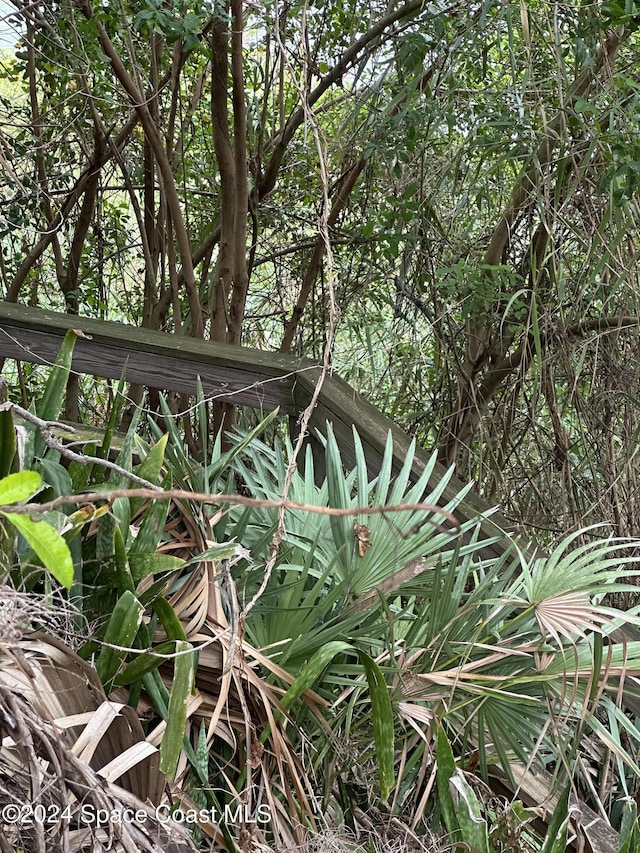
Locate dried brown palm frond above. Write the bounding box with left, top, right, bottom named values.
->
left=0, top=681, right=195, bottom=853
left=136, top=615, right=326, bottom=849
left=133, top=495, right=228, bottom=638
left=0, top=591, right=197, bottom=853
left=534, top=590, right=614, bottom=645
left=126, top=497, right=326, bottom=845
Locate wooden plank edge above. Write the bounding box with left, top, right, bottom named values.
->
left=0, top=300, right=314, bottom=375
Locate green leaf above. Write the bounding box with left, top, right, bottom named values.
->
left=98, top=368, right=128, bottom=461
left=449, top=769, right=489, bottom=853
left=280, top=641, right=352, bottom=712
left=130, top=433, right=168, bottom=515
left=0, top=470, right=42, bottom=504
left=152, top=596, right=188, bottom=642
left=38, top=457, right=73, bottom=498
left=325, top=425, right=353, bottom=557
left=619, top=799, right=640, bottom=853
left=0, top=406, right=16, bottom=478
left=160, top=640, right=195, bottom=779
left=359, top=651, right=395, bottom=800
left=114, top=526, right=135, bottom=594
left=95, top=590, right=145, bottom=689
left=35, top=330, right=77, bottom=457
left=114, top=640, right=177, bottom=686
left=128, top=553, right=184, bottom=583
left=436, top=725, right=458, bottom=836
left=128, top=476, right=171, bottom=554
left=208, top=407, right=280, bottom=482
left=541, top=785, right=571, bottom=853
left=3, top=511, right=74, bottom=588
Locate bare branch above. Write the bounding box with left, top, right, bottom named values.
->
left=0, top=485, right=461, bottom=531
left=2, top=403, right=163, bottom=491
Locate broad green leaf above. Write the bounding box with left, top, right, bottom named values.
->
left=436, top=725, right=458, bottom=836
left=95, top=590, right=145, bottom=689
left=38, top=457, right=73, bottom=499
left=114, top=641, right=177, bottom=686
left=160, top=640, right=195, bottom=779
left=130, top=433, right=168, bottom=515
left=449, top=769, right=489, bottom=853
left=179, top=541, right=242, bottom=568
left=128, top=553, right=184, bottom=583
left=0, top=471, right=42, bottom=505
left=280, top=641, right=352, bottom=711
left=359, top=651, right=395, bottom=800
left=152, top=596, right=188, bottom=642
left=3, top=511, right=74, bottom=588
left=35, top=330, right=77, bottom=457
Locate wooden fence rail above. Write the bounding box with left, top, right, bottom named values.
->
left=0, top=301, right=517, bottom=554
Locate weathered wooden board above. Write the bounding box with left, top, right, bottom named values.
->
left=0, top=302, right=306, bottom=412
left=0, top=301, right=524, bottom=559
left=490, top=761, right=620, bottom=853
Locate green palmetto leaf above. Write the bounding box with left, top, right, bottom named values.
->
left=543, top=639, right=640, bottom=678
left=520, top=534, right=640, bottom=603
left=325, top=424, right=355, bottom=565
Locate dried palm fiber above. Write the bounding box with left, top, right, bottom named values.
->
left=0, top=586, right=197, bottom=853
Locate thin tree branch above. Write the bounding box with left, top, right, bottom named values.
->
left=78, top=0, right=204, bottom=338
left=0, top=484, right=461, bottom=528
left=2, top=403, right=163, bottom=490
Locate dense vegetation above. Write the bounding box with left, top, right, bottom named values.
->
left=3, top=0, right=640, bottom=850
left=2, top=0, right=640, bottom=534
